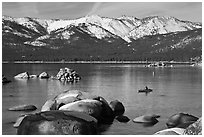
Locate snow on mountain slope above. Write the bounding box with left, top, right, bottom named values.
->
left=2, top=15, right=202, bottom=43
left=85, top=15, right=140, bottom=42
left=128, top=16, right=202, bottom=40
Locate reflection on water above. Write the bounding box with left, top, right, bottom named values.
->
left=2, top=63, right=202, bottom=135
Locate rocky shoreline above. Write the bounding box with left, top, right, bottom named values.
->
left=10, top=89, right=201, bottom=135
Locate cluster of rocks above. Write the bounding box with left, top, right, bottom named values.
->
left=14, top=72, right=49, bottom=79
left=9, top=89, right=201, bottom=135
left=13, top=90, right=127, bottom=135
left=13, top=67, right=81, bottom=83
left=154, top=113, right=202, bottom=135
left=55, top=68, right=81, bottom=82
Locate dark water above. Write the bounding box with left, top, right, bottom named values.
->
left=2, top=63, right=202, bottom=135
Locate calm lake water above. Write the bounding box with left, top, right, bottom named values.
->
left=2, top=63, right=202, bottom=135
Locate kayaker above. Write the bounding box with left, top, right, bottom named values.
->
left=145, top=86, right=148, bottom=90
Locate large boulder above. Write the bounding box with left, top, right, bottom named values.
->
left=39, top=72, right=49, bottom=79
left=59, top=99, right=103, bottom=121
left=14, top=72, right=29, bottom=79
left=8, top=104, right=37, bottom=111
left=41, top=90, right=88, bottom=111
left=183, top=117, right=202, bottom=135
left=109, top=100, right=125, bottom=116
left=41, top=90, right=115, bottom=124
left=154, top=128, right=185, bottom=135
left=133, top=114, right=159, bottom=125
left=17, top=111, right=98, bottom=135
left=166, top=113, right=198, bottom=128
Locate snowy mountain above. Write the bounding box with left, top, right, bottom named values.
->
left=3, top=15, right=201, bottom=43
left=128, top=16, right=201, bottom=40
left=2, top=15, right=202, bottom=61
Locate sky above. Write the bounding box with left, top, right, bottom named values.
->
left=2, top=2, right=202, bottom=22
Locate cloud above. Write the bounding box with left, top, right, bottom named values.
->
left=2, top=2, right=202, bottom=22
left=95, top=2, right=202, bottom=22
left=87, top=2, right=102, bottom=16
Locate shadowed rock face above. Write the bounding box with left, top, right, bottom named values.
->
left=2, top=75, right=11, bottom=84
left=17, top=111, right=98, bottom=135
left=109, top=100, right=125, bottom=116
left=166, top=113, right=198, bottom=128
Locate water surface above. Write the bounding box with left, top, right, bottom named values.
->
left=2, top=63, right=202, bottom=135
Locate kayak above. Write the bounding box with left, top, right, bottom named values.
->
left=138, top=89, right=153, bottom=93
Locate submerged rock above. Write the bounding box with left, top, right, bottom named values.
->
left=183, top=117, right=202, bottom=135
left=154, top=128, right=185, bottom=135
left=133, top=114, right=159, bottom=124
left=8, top=104, right=37, bottom=111
left=14, top=72, right=29, bottom=79
left=166, top=113, right=198, bottom=128
left=115, top=115, right=130, bottom=123
left=17, top=110, right=98, bottom=135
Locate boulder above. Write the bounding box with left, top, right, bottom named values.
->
left=39, top=72, right=49, bottom=79
left=17, top=110, right=98, bottom=135
left=2, top=75, right=11, bottom=84
left=154, top=128, right=185, bottom=135
left=91, top=96, right=115, bottom=124
left=183, top=117, right=202, bottom=135
left=59, top=99, right=103, bottom=121
left=8, top=104, right=37, bottom=111
left=41, top=90, right=88, bottom=111
left=109, top=100, right=125, bottom=116
left=116, top=115, right=130, bottom=123
left=166, top=113, right=198, bottom=128
left=133, top=114, right=159, bottom=124
left=29, top=75, right=38, bottom=79
left=14, top=72, right=29, bottom=79
left=13, top=114, right=31, bottom=128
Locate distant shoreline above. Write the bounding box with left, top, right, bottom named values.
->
left=2, top=61, right=196, bottom=65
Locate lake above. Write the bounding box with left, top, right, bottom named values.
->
left=2, top=63, right=202, bottom=135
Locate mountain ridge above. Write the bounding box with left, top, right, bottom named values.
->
left=3, top=15, right=201, bottom=42
left=2, top=15, right=202, bottom=62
